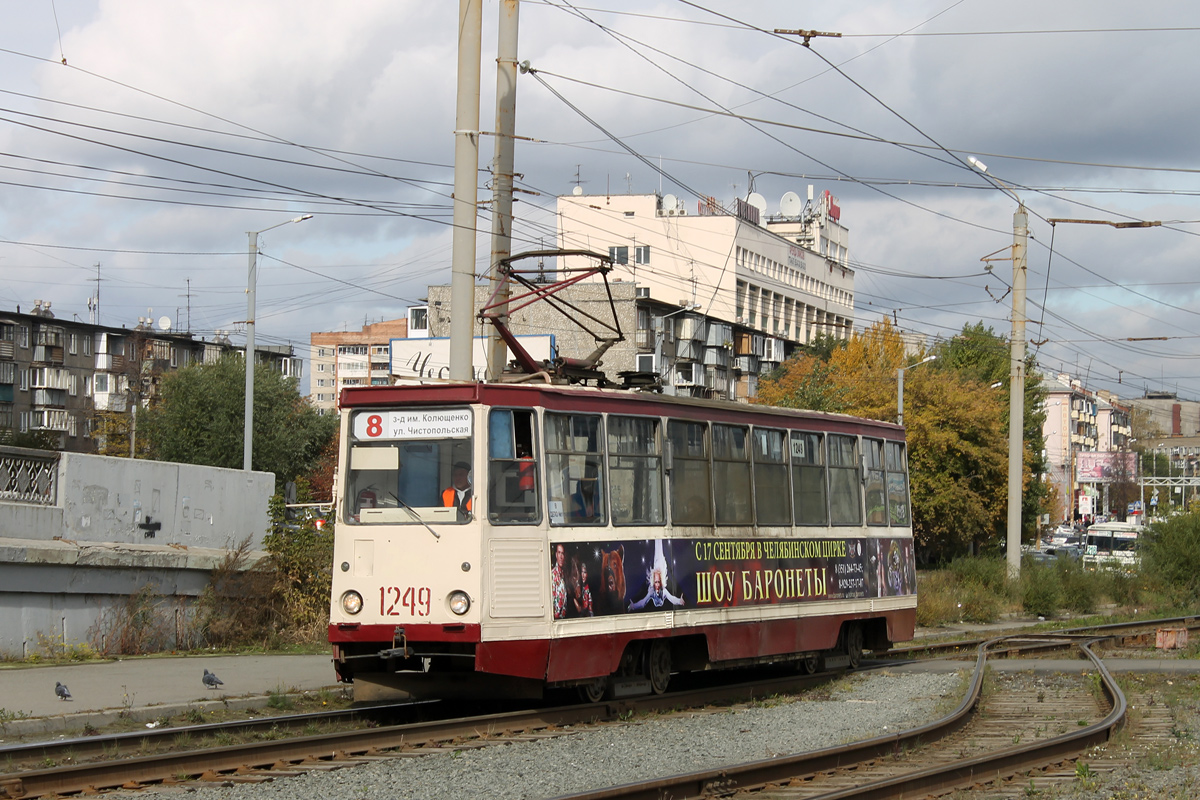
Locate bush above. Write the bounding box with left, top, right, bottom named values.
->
left=1057, top=561, right=1098, bottom=615
left=947, top=556, right=1010, bottom=594
left=957, top=581, right=1003, bottom=623
left=915, top=571, right=958, bottom=627
left=1138, top=513, right=1200, bottom=604
left=1021, top=563, right=1062, bottom=617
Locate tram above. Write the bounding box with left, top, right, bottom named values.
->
left=328, top=381, right=917, bottom=701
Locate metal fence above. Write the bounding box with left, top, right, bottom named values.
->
left=0, top=446, right=59, bottom=505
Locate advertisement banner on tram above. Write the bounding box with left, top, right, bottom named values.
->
left=549, top=536, right=915, bottom=620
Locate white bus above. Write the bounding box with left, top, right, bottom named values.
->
left=1081, top=521, right=1141, bottom=569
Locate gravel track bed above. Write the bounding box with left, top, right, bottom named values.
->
left=194, top=670, right=961, bottom=800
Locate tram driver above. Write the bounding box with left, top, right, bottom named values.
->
left=442, top=461, right=473, bottom=519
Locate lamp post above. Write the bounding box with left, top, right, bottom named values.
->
left=244, top=214, right=312, bottom=471
left=969, top=157, right=1027, bottom=579
left=897, top=355, right=936, bottom=426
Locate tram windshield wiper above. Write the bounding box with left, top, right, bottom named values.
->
left=391, top=493, right=442, bottom=540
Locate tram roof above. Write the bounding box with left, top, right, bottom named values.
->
left=340, top=382, right=904, bottom=437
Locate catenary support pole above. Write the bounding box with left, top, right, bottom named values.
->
left=1007, top=204, right=1028, bottom=579
left=486, top=0, right=519, bottom=380
left=450, top=0, right=483, bottom=381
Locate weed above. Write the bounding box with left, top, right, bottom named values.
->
left=1075, top=760, right=1098, bottom=790
left=185, top=708, right=204, bottom=725
left=267, top=687, right=295, bottom=711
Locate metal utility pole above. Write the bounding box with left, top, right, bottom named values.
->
left=486, top=0, right=519, bottom=380
left=450, top=0, right=483, bottom=381
left=1006, top=204, right=1028, bottom=579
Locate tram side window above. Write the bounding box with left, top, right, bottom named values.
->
left=713, top=424, right=752, bottom=524
left=487, top=409, right=539, bottom=524
left=608, top=415, right=664, bottom=525
left=886, top=441, right=911, bottom=525
left=753, top=428, right=791, bottom=525
left=864, top=438, right=887, bottom=526
left=791, top=431, right=828, bottom=526
left=668, top=419, right=712, bottom=525
left=828, top=434, right=863, bottom=526
left=546, top=412, right=606, bottom=525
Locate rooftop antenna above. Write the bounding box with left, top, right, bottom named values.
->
left=625, top=172, right=633, bottom=193
left=570, top=164, right=587, bottom=193
left=90, top=262, right=101, bottom=326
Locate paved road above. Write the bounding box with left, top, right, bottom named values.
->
left=0, top=653, right=337, bottom=722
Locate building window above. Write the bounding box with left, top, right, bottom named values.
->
left=19, top=369, right=29, bottom=391
left=317, top=348, right=327, bottom=357
left=94, top=373, right=109, bottom=393
left=317, top=363, right=326, bottom=372
left=84, top=335, right=92, bottom=356
left=19, top=326, right=29, bottom=348
left=635, top=245, right=650, bottom=265
left=69, top=333, right=78, bottom=354
left=608, top=246, right=628, bottom=265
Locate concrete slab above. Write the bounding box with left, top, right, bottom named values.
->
left=0, top=653, right=340, bottom=737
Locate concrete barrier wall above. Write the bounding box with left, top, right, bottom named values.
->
left=0, top=450, right=276, bottom=659
left=0, top=451, right=273, bottom=549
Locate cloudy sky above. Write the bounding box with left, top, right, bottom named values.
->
left=3, top=1, right=1198, bottom=401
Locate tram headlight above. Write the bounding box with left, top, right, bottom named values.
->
left=340, top=590, right=364, bottom=616
left=448, top=590, right=471, bottom=616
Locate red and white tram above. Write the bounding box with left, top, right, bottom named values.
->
left=328, top=381, right=916, bottom=701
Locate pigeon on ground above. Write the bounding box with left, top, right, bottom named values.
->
left=202, top=668, right=224, bottom=689
left=55, top=681, right=71, bottom=700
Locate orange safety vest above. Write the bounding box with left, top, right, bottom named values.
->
left=442, top=486, right=472, bottom=512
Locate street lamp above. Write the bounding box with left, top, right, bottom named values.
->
left=897, top=355, right=935, bottom=426
left=970, top=156, right=1027, bottom=579
left=244, top=214, right=313, bottom=471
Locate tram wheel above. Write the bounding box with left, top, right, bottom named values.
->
left=844, top=624, right=864, bottom=670
left=645, top=640, right=671, bottom=694
left=801, top=652, right=821, bottom=674
left=578, top=676, right=608, bottom=703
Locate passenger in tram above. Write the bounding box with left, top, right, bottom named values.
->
left=570, top=462, right=602, bottom=522
left=441, top=461, right=473, bottom=519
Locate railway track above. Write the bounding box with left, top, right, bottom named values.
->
left=1, top=616, right=1192, bottom=799
left=555, top=635, right=1125, bottom=800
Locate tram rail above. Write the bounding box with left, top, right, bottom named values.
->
left=1, top=616, right=1192, bottom=798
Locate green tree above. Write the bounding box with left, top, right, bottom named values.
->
left=141, top=355, right=335, bottom=488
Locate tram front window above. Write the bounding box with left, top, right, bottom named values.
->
left=344, top=408, right=473, bottom=524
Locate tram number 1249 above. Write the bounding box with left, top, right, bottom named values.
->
left=380, top=586, right=432, bottom=617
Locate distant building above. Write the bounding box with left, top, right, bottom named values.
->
left=553, top=189, right=855, bottom=400
left=0, top=302, right=300, bottom=454
left=309, top=317, right=409, bottom=415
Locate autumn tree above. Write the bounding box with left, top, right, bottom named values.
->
left=757, top=317, right=1047, bottom=561
left=140, top=355, right=335, bottom=489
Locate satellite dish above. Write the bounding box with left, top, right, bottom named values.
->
left=157, top=315, right=172, bottom=331
left=663, top=193, right=678, bottom=212
left=747, top=192, right=767, bottom=221
left=572, top=185, right=583, bottom=196
left=780, top=191, right=803, bottom=217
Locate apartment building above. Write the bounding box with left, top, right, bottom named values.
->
left=309, top=317, right=409, bottom=415
left=0, top=303, right=300, bottom=453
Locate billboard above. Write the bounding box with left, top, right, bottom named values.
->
left=548, top=536, right=915, bottom=620
left=1076, top=451, right=1137, bottom=483
left=390, top=335, right=554, bottom=383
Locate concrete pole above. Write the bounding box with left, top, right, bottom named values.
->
left=486, top=0, right=519, bottom=380
left=897, top=367, right=906, bottom=427
left=450, top=0, right=483, bottom=381
left=243, top=230, right=257, bottom=471
left=1006, top=204, right=1028, bottom=579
